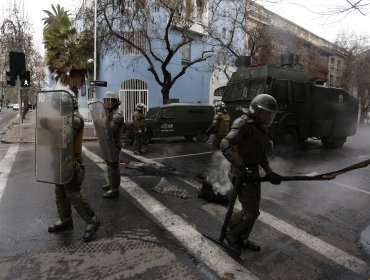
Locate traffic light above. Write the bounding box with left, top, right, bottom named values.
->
left=6, top=71, right=15, bottom=86
left=21, top=71, right=31, bottom=87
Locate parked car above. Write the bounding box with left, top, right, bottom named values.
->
left=7, top=103, right=13, bottom=109
left=13, top=104, right=20, bottom=111
left=123, top=103, right=214, bottom=144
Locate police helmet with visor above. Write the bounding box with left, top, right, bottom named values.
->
left=214, top=101, right=227, bottom=113
left=135, top=103, right=147, bottom=112
left=103, top=91, right=120, bottom=110
left=243, top=94, right=278, bottom=127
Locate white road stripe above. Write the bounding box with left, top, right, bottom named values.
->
left=175, top=175, right=369, bottom=274
left=258, top=210, right=368, bottom=274
left=82, top=146, right=259, bottom=280
left=329, top=181, right=370, bottom=195
left=150, top=151, right=213, bottom=161
left=87, top=146, right=369, bottom=274
left=0, top=144, right=20, bottom=203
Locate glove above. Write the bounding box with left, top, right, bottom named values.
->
left=239, top=166, right=255, bottom=181
left=266, top=171, right=282, bottom=185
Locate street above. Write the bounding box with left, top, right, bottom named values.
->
left=0, top=119, right=369, bottom=279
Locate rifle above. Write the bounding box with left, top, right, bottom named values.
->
left=218, top=158, right=370, bottom=242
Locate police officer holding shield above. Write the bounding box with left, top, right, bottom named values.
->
left=220, top=94, right=282, bottom=252
left=206, top=101, right=230, bottom=150
left=101, top=91, right=124, bottom=198
left=36, top=91, right=99, bottom=243
left=132, top=103, right=147, bottom=154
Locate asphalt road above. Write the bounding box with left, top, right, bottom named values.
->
left=0, top=124, right=369, bottom=279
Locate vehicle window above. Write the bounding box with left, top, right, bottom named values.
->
left=146, top=107, right=160, bottom=118
left=292, top=82, right=306, bottom=103
left=160, top=108, right=174, bottom=118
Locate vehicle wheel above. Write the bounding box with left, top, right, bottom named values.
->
left=196, top=129, right=209, bottom=142
left=321, top=137, right=346, bottom=149
left=142, top=130, right=152, bottom=145
left=273, top=127, right=298, bottom=155
left=184, top=135, right=194, bottom=141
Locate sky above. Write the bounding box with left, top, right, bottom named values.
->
left=2, top=0, right=370, bottom=54
left=261, top=0, right=370, bottom=43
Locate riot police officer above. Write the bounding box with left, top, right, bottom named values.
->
left=220, top=94, right=282, bottom=252
left=48, top=97, right=99, bottom=242
left=206, top=101, right=230, bottom=150
left=132, top=103, right=147, bottom=154
left=101, top=91, right=124, bottom=198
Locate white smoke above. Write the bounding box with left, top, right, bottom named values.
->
left=204, top=151, right=233, bottom=195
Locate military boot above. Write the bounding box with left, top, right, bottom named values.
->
left=48, top=219, right=73, bottom=233
left=83, top=216, right=99, bottom=243
left=225, top=234, right=242, bottom=255
left=103, top=189, right=119, bottom=198
left=243, top=239, right=261, bottom=251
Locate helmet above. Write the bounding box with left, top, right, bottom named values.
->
left=103, top=91, right=120, bottom=109
left=244, top=94, right=278, bottom=126
left=135, top=103, right=147, bottom=112
left=214, top=101, right=227, bottom=113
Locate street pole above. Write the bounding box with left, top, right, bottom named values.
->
left=17, top=75, right=23, bottom=141
left=93, top=0, right=97, bottom=101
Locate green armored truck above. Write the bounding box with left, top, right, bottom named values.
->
left=222, top=54, right=359, bottom=154
left=123, top=103, right=214, bottom=144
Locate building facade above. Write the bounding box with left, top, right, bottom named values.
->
left=73, top=0, right=245, bottom=121
left=246, top=2, right=348, bottom=87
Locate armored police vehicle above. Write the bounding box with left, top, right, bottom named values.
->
left=222, top=54, right=359, bottom=154
left=124, top=103, right=214, bottom=144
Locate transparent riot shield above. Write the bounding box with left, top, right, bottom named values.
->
left=88, top=101, right=118, bottom=162
left=35, top=90, right=74, bottom=184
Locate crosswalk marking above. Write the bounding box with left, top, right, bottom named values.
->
left=258, top=210, right=369, bottom=274
left=0, top=144, right=20, bottom=203
left=85, top=146, right=369, bottom=275
left=82, top=146, right=259, bottom=280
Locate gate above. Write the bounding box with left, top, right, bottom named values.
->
left=119, top=79, right=149, bottom=122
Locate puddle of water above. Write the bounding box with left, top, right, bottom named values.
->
left=360, top=225, right=370, bottom=258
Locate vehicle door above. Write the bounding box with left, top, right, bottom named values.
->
left=157, top=107, right=175, bottom=137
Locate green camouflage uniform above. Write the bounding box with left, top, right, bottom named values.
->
left=132, top=110, right=146, bottom=152
left=106, top=108, right=124, bottom=192
left=220, top=114, right=272, bottom=246
left=54, top=111, right=96, bottom=225
left=207, top=111, right=231, bottom=150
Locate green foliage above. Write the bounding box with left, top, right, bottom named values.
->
left=43, top=4, right=93, bottom=94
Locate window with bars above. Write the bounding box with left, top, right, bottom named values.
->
left=120, top=79, right=149, bottom=122
left=123, top=31, right=147, bottom=56
left=214, top=86, right=225, bottom=97
left=182, top=42, right=191, bottom=65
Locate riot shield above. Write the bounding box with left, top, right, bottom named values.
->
left=88, top=101, right=119, bottom=162
left=35, top=90, right=74, bottom=184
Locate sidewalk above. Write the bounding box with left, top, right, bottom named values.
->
left=1, top=110, right=98, bottom=144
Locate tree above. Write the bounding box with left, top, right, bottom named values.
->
left=97, top=0, right=214, bottom=104
left=0, top=1, right=45, bottom=107
left=42, top=4, right=94, bottom=96
left=335, top=32, right=370, bottom=123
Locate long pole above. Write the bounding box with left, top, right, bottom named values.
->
left=17, top=75, right=23, bottom=141
left=93, top=0, right=97, bottom=101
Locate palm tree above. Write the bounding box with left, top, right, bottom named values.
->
left=42, top=4, right=93, bottom=95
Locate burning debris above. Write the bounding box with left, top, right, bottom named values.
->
left=152, top=177, right=193, bottom=199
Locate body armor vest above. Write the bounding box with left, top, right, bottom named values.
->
left=218, top=113, right=231, bottom=136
